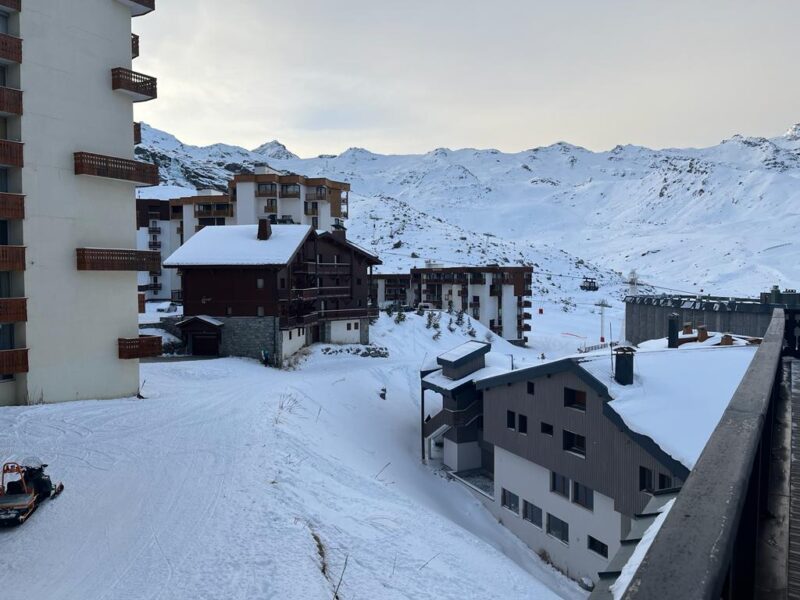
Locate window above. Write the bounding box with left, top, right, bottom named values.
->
left=347, top=323, right=352, bottom=331
left=658, top=473, right=672, bottom=490
left=564, top=388, right=587, bottom=411
left=280, top=278, right=286, bottom=289
left=563, top=430, right=586, bottom=457
left=518, top=414, right=528, bottom=434
left=541, top=422, right=554, bottom=436
left=588, top=536, right=608, bottom=558
left=506, top=410, right=516, bottom=430
left=501, top=489, right=520, bottom=514
left=546, top=513, right=569, bottom=544
left=289, top=330, right=292, bottom=340
left=572, top=482, right=594, bottom=510
left=639, top=466, right=654, bottom=492
left=527, top=381, right=535, bottom=395
left=522, top=500, right=542, bottom=528
left=257, top=278, right=264, bottom=289
left=550, top=472, right=569, bottom=498
left=354, top=322, right=359, bottom=330
left=257, top=306, right=265, bottom=317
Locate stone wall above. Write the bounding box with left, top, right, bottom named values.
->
left=218, top=316, right=282, bottom=365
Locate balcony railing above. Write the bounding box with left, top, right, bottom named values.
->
left=148, top=226, right=161, bottom=234
left=0, top=348, right=27, bottom=374
left=263, top=201, right=278, bottom=213
left=115, top=0, right=155, bottom=17
left=0, top=1, right=21, bottom=12
left=0, top=193, right=23, bottom=220
left=0, top=86, right=22, bottom=116
left=131, top=33, right=139, bottom=58
left=281, top=188, right=301, bottom=199
left=299, top=262, right=351, bottom=275
left=317, top=286, right=351, bottom=298
left=133, top=121, right=142, bottom=145
left=304, top=204, right=318, bottom=216
left=74, top=152, right=159, bottom=185
left=0, top=245, right=25, bottom=271
left=194, top=206, right=233, bottom=218
left=0, top=297, right=26, bottom=323
left=76, top=248, right=160, bottom=272
left=118, top=335, right=162, bottom=360
left=111, top=67, right=157, bottom=102
left=0, top=33, right=22, bottom=64
left=0, top=139, right=23, bottom=168
left=306, top=190, right=327, bottom=201
left=138, top=292, right=146, bottom=313
left=148, top=241, right=161, bottom=250
left=317, top=307, right=379, bottom=320
left=256, top=187, right=278, bottom=198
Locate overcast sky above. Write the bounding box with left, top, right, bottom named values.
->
left=133, top=0, right=800, bottom=157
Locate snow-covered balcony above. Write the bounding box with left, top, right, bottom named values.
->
left=111, top=67, right=157, bottom=102
left=74, top=152, right=159, bottom=185
left=115, top=0, right=155, bottom=17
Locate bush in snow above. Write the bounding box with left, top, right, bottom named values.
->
left=455, top=309, right=465, bottom=326
left=426, top=311, right=434, bottom=329
left=448, top=318, right=456, bottom=333
left=394, top=310, right=406, bottom=324
left=447, top=300, right=454, bottom=314
left=392, top=240, right=403, bottom=249
left=432, top=313, right=440, bottom=330
left=415, top=304, right=425, bottom=316
left=433, top=330, right=442, bottom=341
left=385, top=305, right=394, bottom=317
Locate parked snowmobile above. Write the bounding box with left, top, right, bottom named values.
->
left=0, top=459, right=63, bottom=525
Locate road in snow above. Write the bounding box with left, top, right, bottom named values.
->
left=0, top=315, right=584, bottom=600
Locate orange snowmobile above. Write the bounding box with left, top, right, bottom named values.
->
left=0, top=459, right=63, bottom=525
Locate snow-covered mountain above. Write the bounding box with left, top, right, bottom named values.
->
left=136, top=123, right=800, bottom=297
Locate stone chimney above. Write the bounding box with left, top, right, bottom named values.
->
left=697, top=325, right=708, bottom=342
left=682, top=322, right=693, bottom=335
left=329, top=228, right=347, bottom=243
left=257, top=219, right=272, bottom=240
left=614, top=346, right=636, bottom=386
left=720, top=333, right=734, bottom=346
left=668, top=313, right=680, bottom=349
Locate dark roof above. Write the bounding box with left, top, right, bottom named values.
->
left=437, top=341, right=491, bottom=369
left=476, top=357, right=610, bottom=398
left=317, top=231, right=382, bottom=265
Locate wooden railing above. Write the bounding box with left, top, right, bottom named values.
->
left=131, top=33, right=139, bottom=58
left=0, top=193, right=24, bottom=220
left=76, top=248, right=160, bottom=271
left=133, top=121, right=142, bottom=144
left=0, top=348, right=27, bottom=374
left=0, top=33, right=22, bottom=64
left=281, top=188, right=301, bottom=198
left=111, top=67, right=157, bottom=101
left=0, top=1, right=21, bottom=11
left=0, top=246, right=25, bottom=271
left=0, top=139, right=23, bottom=168
left=0, top=86, right=22, bottom=115
left=256, top=187, right=278, bottom=198
left=0, top=297, right=26, bottom=323
left=138, top=292, right=146, bottom=314
left=194, top=206, right=233, bottom=218
left=74, top=152, right=159, bottom=185
left=317, top=286, right=351, bottom=298
left=148, top=241, right=161, bottom=249
left=263, top=201, right=278, bottom=213
left=148, top=226, right=161, bottom=234
left=118, top=335, right=162, bottom=359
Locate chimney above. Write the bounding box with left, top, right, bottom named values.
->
left=614, top=347, right=636, bottom=386
left=257, top=219, right=272, bottom=240
left=329, top=228, right=346, bottom=243
left=697, top=325, right=709, bottom=342
left=682, top=322, right=693, bottom=335
left=668, top=313, right=680, bottom=349
left=720, top=333, right=734, bottom=346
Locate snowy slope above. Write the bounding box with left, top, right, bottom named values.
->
left=0, top=315, right=583, bottom=600
left=137, top=122, right=800, bottom=296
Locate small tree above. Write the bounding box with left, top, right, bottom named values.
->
left=467, top=326, right=477, bottom=338
left=433, top=330, right=442, bottom=341
left=455, top=309, right=465, bottom=327
left=432, top=312, right=441, bottom=330
left=394, top=310, right=406, bottom=324
left=426, top=311, right=434, bottom=329
left=448, top=317, right=456, bottom=333
left=385, top=305, right=394, bottom=318
left=416, top=304, right=425, bottom=317
left=447, top=300, right=454, bottom=314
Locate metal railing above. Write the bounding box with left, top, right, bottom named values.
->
left=111, top=67, right=157, bottom=101
left=622, top=309, right=791, bottom=599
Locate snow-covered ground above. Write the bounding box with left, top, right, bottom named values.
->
left=0, top=314, right=584, bottom=600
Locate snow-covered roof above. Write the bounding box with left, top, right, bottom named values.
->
left=437, top=341, right=490, bottom=365
left=423, top=366, right=507, bottom=392
left=164, top=224, right=311, bottom=267
left=579, top=345, right=757, bottom=469
left=176, top=315, right=224, bottom=328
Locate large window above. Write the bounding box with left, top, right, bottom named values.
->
left=506, top=410, right=516, bottom=430
left=501, top=488, right=520, bottom=514
left=564, top=388, right=587, bottom=411
left=523, top=500, right=542, bottom=528
left=572, top=482, right=594, bottom=511
left=546, top=513, right=569, bottom=544
left=563, top=430, right=586, bottom=457
left=639, top=466, right=654, bottom=492
left=658, top=473, right=673, bottom=490
left=588, top=536, right=608, bottom=558
left=551, top=471, right=569, bottom=498
left=518, top=414, right=528, bottom=434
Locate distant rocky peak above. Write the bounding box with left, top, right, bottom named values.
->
left=251, top=140, right=298, bottom=160
left=785, top=123, right=800, bottom=141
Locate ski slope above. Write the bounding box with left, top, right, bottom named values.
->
left=0, top=315, right=584, bottom=600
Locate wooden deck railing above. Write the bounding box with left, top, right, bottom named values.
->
left=118, top=335, right=162, bottom=359
left=0, top=33, right=21, bottom=64
left=76, top=248, right=161, bottom=272
left=0, top=193, right=24, bottom=220
left=0, top=297, right=26, bottom=323
left=0, top=348, right=27, bottom=374
left=111, top=67, right=157, bottom=101
left=0, top=86, right=22, bottom=115
left=74, top=152, right=159, bottom=185
left=0, top=139, right=23, bottom=168
left=0, top=245, right=25, bottom=271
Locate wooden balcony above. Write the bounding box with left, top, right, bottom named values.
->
left=317, top=286, right=351, bottom=298
left=0, top=86, right=22, bottom=116
left=115, top=0, right=155, bottom=17
left=76, top=248, right=160, bottom=272
left=0, top=297, right=26, bottom=323
left=263, top=201, right=278, bottom=213
left=281, top=188, right=301, bottom=199
left=148, top=226, right=161, bottom=234
left=0, top=245, right=25, bottom=271
left=306, top=190, right=327, bottom=201
left=300, top=262, right=351, bottom=275
left=0, top=139, right=23, bottom=168
left=131, top=33, right=139, bottom=59
left=194, top=206, right=233, bottom=218
left=0, top=33, right=21, bottom=64
left=0, top=348, right=27, bottom=374
left=148, top=241, right=161, bottom=250
left=118, top=335, right=162, bottom=359
left=133, top=121, right=142, bottom=144
left=111, top=67, right=157, bottom=102
left=74, top=152, right=159, bottom=185
left=255, top=186, right=278, bottom=198
left=138, top=292, right=145, bottom=314
left=0, top=1, right=21, bottom=12
left=0, top=193, right=23, bottom=220
left=304, top=204, right=318, bottom=216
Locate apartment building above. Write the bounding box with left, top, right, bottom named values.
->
left=164, top=220, right=380, bottom=364
left=0, top=0, right=162, bottom=405
left=229, top=164, right=349, bottom=232
left=171, top=189, right=234, bottom=243
left=421, top=339, right=757, bottom=583
left=135, top=198, right=180, bottom=301
left=374, top=263, right=532, bottom=342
